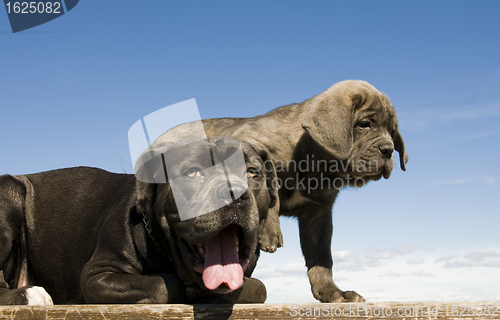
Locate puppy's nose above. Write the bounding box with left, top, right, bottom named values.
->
left=217, top=184, right=249, bottom=202
left=217, top=185, right=232, bottom=200
left=379, top=144, right=394, bottom=159
left=231, top=184, right=250, bottom=200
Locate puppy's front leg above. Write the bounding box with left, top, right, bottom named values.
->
left=297, top=204, right=364, bottom=303
left=258, top=204, right=283, bottom=253
left=1, top=273, right=53, bottom=305
left=81, top=270, right=187, bottom=304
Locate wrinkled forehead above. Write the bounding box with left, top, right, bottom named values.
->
left=356, top=92, right=398, bottom=130
left=162, top=140, right=210, bottom=164
left=242, top=147, right=262, bottom=167
left=135, top=137, right=248, bottom=183
left=160, top=137, right=243, bottom=164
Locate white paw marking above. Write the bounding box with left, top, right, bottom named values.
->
left=25, top=286, right=54, bottom=305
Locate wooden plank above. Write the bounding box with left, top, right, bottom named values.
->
left=0, top=302, right=499, bottom=320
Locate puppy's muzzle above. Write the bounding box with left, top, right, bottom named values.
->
left=378, top=143, right=394, bottom=159
left=216, top=183, right=250, bottom=206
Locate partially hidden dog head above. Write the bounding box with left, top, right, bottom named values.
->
left=134, top=137, right=277, bottom=300
left=301, top=80, right=408, bottom=186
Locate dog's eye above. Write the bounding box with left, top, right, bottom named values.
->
left=184, top=168, right=201, bottom=178
left=246, top=168, right=260, bottom=178
left=357, top=120, right=371, bottom=129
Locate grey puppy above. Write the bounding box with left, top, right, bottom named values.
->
left=0, top=138, right=277, bottom=305
left=154, top=80, right=408, bottom=302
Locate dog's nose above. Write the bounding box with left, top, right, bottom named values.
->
left=231, top=184, right=250, bottom=201
left=217, top=185, right=232, bottom=200
left=379, top=143, right=394, bottom=159
left=217, top=184, right=250, bottom=202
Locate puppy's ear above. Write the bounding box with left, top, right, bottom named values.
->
left=136, top=181, right=156, bottom=214
left=258, top=150, right=283, bottom=251
left=259, top=150, right=279, bottom=209
left=393, top=129, right=408, bottom=171
left=301, top=82, right=366, bottom=160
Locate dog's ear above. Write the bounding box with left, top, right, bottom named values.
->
left=259, top=149, right=279, bottom=209
left=301, top=82, right=368, bottom=160
left=136, top=180, right=156, bottom=214
left=393, top=128, right=408, bottom=171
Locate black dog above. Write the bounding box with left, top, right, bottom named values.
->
left=0, top=138, right=277, bottom=305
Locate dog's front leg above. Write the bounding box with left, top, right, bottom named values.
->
left=81, top=270, right=187, bottom=304
left=258, top=203, right=283, bottom=253
left=297, top=204, right=365, bottom=303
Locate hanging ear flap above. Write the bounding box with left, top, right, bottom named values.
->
left=258, top=149, right=283, bottom=251
left=301, top=83, right=366, bottom=160
left=393, top=129, right=408, bottom=171
left=259, top=149, right=279, bottom=209
left=136, top=181, right=156, bottom=214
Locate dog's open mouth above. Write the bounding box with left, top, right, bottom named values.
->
left=182, top=224, right=251, bottom=291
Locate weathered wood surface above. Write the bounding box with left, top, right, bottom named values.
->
left=0, top=302, right=499, bottom=320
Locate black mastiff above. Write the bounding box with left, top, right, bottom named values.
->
left=0, top=137, right=277, bottom=305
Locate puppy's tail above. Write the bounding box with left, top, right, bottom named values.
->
left=16, top=222, right=29, bottom=288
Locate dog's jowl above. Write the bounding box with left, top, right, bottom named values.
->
left=0, top=138, right=277, bottom=305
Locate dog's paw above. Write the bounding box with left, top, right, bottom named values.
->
left=24, top=286, right=53, bottom=305
left=313, top=287, right=365, bottom=303
left=259, top=230, right=283, bottom=253
left=309, top=271, right=365, bottom=303
left=313, top=285, right=365, bottom=303
left=342, top=290, right=365, bottom=303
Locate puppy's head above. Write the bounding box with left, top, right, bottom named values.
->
left=301, top=80, right=408, bottom=186
left=135, top=137, right=277, bottom=295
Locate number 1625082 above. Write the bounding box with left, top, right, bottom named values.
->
left=5, top=2, right=62, bottom=14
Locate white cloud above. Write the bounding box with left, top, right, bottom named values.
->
left=380, top=271, right=406, bottom=277
left=365, top=243, right=420, bottom=266
left=444, top=259, right=500, bottom=268
left=394, top=243, right=420, bottom=254
left=464, top=250, right=500, bottom=262
left=430, top=175, right=496, bottom=186
left=407, top=257, right=424, bottom=265
left=255, top=244, right=500, bottom=303
left=468, top=129, right=500, bottom=139
left=278, top=263, right=308, bottom=274
left=435, top=254, right=459, bottom=263
left=402, top=100, right=500, bottom=131
left=411, top=270, right=435, bottom=277
left=333, top=249, right=366, bottom=271
left=366, top=250, right=393, bottom=260
left=438, top=250, right=500, bottom=268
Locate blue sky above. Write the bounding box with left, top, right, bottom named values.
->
left=1, top=1, right=499, bottom=303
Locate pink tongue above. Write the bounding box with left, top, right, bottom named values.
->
left=202, top=225, right=244, bottom=291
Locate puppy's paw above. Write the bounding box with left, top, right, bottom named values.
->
left=342, top=290, right=365, bottom=303
left=313, top=285, right=365, bottom=303
left=259, top=230, right=283, bottom=253
left=308, top=267, right=365, bottom=303
left=259, top=216, right=284, bottom=253
left=24, top=286, right=53, bottom=305
left=311, top=280, right=343, bottom=303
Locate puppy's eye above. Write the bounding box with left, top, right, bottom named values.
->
left=357, top=120, right=371, bottom=129
left=246, top=168, right=260, bottom=178
left=184, top=168, right=201, bottom=178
